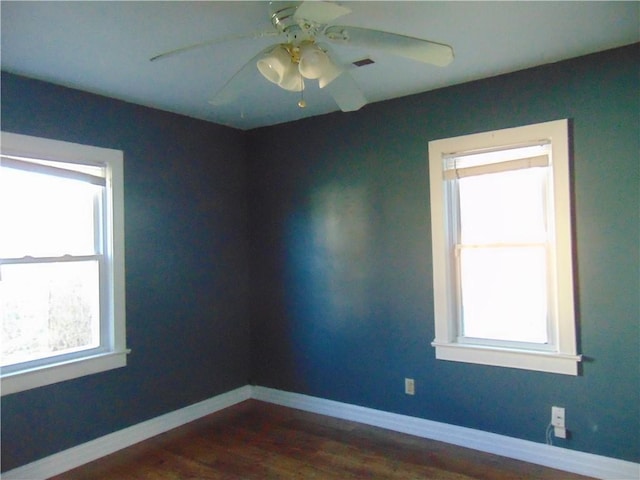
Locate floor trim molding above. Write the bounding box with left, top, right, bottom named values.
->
left=252, top=386, right=639, bottom=480
left=4, top=384, right=638, bottom=480
left=2, top=385, right=252, bottom=480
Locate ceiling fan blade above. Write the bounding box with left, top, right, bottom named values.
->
left=324, top=71, right=367, bottom=112
left=150, top=30, right=280, bottom=62
left=293, top=1, right=351, bottom=24
left=323, top=26, right=454, bottom=67
left=209, top=45, right=278, bottom=106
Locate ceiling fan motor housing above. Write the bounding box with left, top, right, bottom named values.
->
left=269, top=1, right=319, bottom=44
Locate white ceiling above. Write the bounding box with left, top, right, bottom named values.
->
left=2, top=1, right=638, bottom=130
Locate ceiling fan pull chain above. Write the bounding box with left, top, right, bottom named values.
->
left=298, top=77, right=307, bottom=108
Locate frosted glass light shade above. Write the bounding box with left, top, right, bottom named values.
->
left=318, top=61, right=342, bottom=88
left=279, top=66, right=304, bottom=91
left=257, top=46, right=292, bottom=85
left=257, top=46, right=303, bottom=92
left=298, top=43, right=331, bottom=79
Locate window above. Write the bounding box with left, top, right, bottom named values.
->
left=1, top=132, right=127, bottom=395
left=428, top=120, right=581, bottom=375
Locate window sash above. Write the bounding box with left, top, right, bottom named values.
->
left=0, top=255, right=109, bottom=371
left=454, top=243, right=553, bottom=347
left=446, top=154, right=554, bottom=348
left=0, top=162, right=108, bottom=368
left=1, top=160, right=106, bottom=260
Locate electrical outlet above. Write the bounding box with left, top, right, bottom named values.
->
left=551, top=406, right=565, bottom=428
left=551, top=406, right=566, bottom=438
left=405, top=378, right=415, bottom=395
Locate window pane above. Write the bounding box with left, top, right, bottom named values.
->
left=460, top=247, right=548, bottom=343
left=458, top=168, right=547, bottom=244
left=0, top=167, right=99, bottom=258
left=1, top=261, right=100, bottom=366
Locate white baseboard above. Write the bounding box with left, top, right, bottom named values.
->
left=4, top=384, right=638, bottom=480
left=252, top=386, right=640, bottom=480
left=2, top=385, right=252, bottom=480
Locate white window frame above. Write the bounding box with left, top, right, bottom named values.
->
left=428, top=119, right=581, bottom=375
left=1, top=132, right=128, bottom=395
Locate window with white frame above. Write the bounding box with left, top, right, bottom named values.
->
left=428, top=119, right=581, bottom=375
left=0, top=132, right=127, bottom=395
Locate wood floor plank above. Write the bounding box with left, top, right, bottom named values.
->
left=49, top=400, right=595, bottom=480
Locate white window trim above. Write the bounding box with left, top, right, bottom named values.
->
left=1, top=132, right=128, bottom=395
left=428, top=119, right=581, bottom=375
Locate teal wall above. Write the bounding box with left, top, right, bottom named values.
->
left=1, top=43, right=638, bottom=471
left=1, top=73, right=251, bottom=471
left=247, top=43, right=639, bottom=462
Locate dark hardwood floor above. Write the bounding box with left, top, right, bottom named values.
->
left=50, top=400, right=594, bottom=480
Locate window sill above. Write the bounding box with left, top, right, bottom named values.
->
left=431, top=341, right=582, bottom=375
left=1, top=349, right=130, bottom=396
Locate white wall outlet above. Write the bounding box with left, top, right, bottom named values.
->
left=551, top=406, right=566, bottom=438
left=551, top=406, right=565, bottom=428
left=405, top=378, right=415, bottom=395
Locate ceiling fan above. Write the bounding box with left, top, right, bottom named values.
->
left=150, top=1, right=454, bottom=112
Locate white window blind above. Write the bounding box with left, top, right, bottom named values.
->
left=443, top=143, right=551, bottom=180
